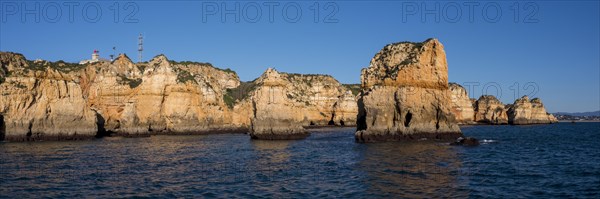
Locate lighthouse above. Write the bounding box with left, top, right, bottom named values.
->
left=79, top=49, right=108, bottom=64
left=92, top=50, right=99, bottom=61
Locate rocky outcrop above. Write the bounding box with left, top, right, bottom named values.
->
left=355, top=38, right=463, bottom=142
left=231, top=68, right=358, bottom=139
left=449, top=83, right=557, bottom=125
left=507, top=96, right=558, bottom=124
left=84, top=54, right=244, bottom=136
left=331, top=90, right=358, bottom=126
left=0, top=51, right=358, bottom=141
left=0, top=52, right=98, bottom=141
left=244, top=68, right=308, bottom=139
left=0, top=52, right=244, bottom=140
left=474, top=95, right=508, bottom=124
left=449, top=83, right=475, bottom=124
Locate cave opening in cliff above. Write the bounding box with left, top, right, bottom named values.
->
left=404, top=112, right=412, bottom=127
left=95, top=112, right=111, bottom=138
left=0, top=114, right=5, bottom=141
left=356, top=98, right=367, bottom=131
left=328, top=113, right=336, bottom=126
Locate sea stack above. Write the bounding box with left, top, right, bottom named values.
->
left=474, top=95, right=509, bottom=124
left=355, top=38, right=463, bottom=142
left=449, top=83, right=476, bottom=124
left=507, top=96, right=558, bottom=124
left=248, top=68, right=309, bottom=139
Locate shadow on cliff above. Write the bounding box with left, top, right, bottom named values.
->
left=356, top=95, right=367, bottom=131
left=94, top=112, right=112, bottom=138
left=0, top=114, right=5, bottom=141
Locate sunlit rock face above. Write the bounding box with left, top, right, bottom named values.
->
left=449, top=83, right=475, bottom=124
left=0, top=51, right=358, bottom=141
left=0, top=52, right=243, bottom=140
left=0, top=52, right=97, bottom=141
left=355, top=38, right=463, bottom=142
left=473, top=95, right=508, bottom=125
left=242, top=68, right=358, bottom=140
left=507, top=96, right=558, bottom=124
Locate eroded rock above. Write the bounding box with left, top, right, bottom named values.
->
left=474, top=95, right=508, bottom=125
left=355, top=38, right=463, bottom=142
left=449, top=83, right=475, bottom=124
left=507, top=96, right=558, bottom=124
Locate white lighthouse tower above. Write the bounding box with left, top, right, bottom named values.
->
left=92, top=50, right=99, bottom=61
left=79, top=49, right=107, bottom=64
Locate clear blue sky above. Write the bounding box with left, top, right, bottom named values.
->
left=1, top=0, right=598, bottom=113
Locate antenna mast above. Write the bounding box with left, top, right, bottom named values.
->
left=138, top=34, right=143, bottom=63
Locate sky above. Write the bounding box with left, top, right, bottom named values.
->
left=0, top=0, right=599, bottom=113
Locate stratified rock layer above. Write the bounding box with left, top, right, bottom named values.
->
left=240, top=68, right=358, bottom=139
left=474, top=95, right=508, bottom=124
left=449, top=83, right=475, bottom=124
left=507, top=96, right=558, bottom=124
left=0, top=52, right=358, bottom=141
left=355, top=38, right=462, bottom=142
left=0, top=53, right=97, bottom=141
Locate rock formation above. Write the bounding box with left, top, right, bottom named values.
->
left=0, top=52, right=358, bottom=141
left=473, top=95, right=508, bottom=124
left=229, top=68, right=358, bottom=139
left=507, top=96, right=558, bottom=124
left=449, top=83, right=475, bottom=124
left=449, top=83, right=557, bottom=125
left=355, top=38, right=463, bottom=142
left=244, top=68, right=308, bottom=139
left=0, top=53, right=97, bottom=141
left=331, top=90, right=358, bottom=126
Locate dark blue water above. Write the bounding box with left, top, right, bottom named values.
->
left=1, top=123, right=599, bottom=198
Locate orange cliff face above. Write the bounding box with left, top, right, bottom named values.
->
left=0, top=52, right=359, bottom=141
left=446, top=82, right=558, bottom=125
left=356, top=38, right=463, bottom=142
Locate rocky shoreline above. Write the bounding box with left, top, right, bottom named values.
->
left=0, top=38, right=557, bottom=142
left=449, top=84, right=557, bottom=125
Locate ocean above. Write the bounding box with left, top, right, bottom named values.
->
left=1, top=123, right=599, bottom=198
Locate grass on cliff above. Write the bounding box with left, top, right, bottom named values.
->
left=26, top=60, right=86, bottom=73
left=169, top=60, right=236, bottom=75
left=223, top=81, right=257, bottom=108
left=117, top=74, right=143, bottom=88
left=175, top=69, right=198, bottom=84
left=343, top=84, right=361, bottom=96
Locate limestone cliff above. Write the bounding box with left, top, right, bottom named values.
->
left=0, top=51, right=358, bottom=141
left=228, top=68, right=358, bottom=139
left=507, top=96, right=558, bottom=124
left=84, top=54, right=243, bottom=136
left=332, top=90, right=358, bottom=126
left=355, top=38, right=462, bottom=142
left=449, top=83, right=475, bottom=124
left=473, top=95, right=508, bottom=124
left=0, top=52, right=243, bottom=140
left=0, top=52, right=97, bottom=141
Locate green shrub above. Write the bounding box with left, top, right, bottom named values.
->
left=117, top=74, right=143, bottom=88
left=223, top=93, right=235, bottom=108
left=176, top=70, right=197, bottom=84
left=343, top=84, right=361, bottom=95
left=222, top=81, right=257, bottom=109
